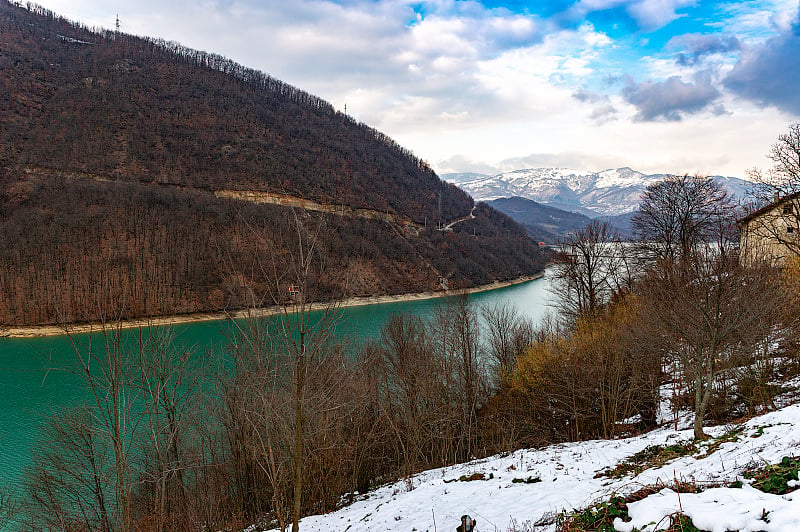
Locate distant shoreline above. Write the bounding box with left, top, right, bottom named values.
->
left=1, top=273, right=544, bottom=339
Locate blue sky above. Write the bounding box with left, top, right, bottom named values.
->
left=33, top=0, right=800, bottom=177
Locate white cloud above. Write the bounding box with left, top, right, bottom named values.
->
left=433, top=101, right=792, bottom=177
left=622, top=75, right=721, bottom=122
left=568, top=0, right=694, bottom=31
left=28, top=0, right=800, bottom=181
left=489, top=15, right=536, bottom=40
left=626, top=0, right=694, bottom=30
left=713, top=0, right=798, bottom=43
left=724, top=23, right=800, bottom=116
left=408, top=16, right=474, bottom=56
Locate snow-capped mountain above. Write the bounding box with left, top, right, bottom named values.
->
left=443, top=167, right=755, bottom=217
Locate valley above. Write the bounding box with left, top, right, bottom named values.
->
left=446, top=167, right=755, bottom=242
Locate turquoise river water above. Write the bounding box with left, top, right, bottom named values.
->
left=0, top=274, right=555, bottom=495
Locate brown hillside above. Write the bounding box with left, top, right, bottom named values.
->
left=0, top=2, right=545, bottom=326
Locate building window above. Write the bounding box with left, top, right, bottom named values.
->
left=784, top=204, right=794, bottom=215
left=788, top=226, right=795, bottom=234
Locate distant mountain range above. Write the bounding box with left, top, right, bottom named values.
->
left=444, top=167, right=755, bottom=218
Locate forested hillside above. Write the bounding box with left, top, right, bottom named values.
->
left=488, top=196, right=596, bottom=243
left=0, top=2, right=468, bottom=221
left=0, top=2, right=544, bottom=326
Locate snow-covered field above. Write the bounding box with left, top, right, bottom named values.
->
left=275, top=403, right=800, bottom=531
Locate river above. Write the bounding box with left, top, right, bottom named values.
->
left=0, top=274, right=555, bottom=494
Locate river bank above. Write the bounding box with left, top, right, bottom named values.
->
left=1, top=273, right=544, bottom=338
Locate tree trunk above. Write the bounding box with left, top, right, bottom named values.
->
left=292, top=330, right=306, bottom=532
left=693, top=371, right=711, bottom=440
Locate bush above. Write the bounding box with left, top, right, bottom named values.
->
left=744, top=456, right=800, bottom=495
left=508, top=296, right=660, bottom=442
left=556, top=495, right=629, bottom=532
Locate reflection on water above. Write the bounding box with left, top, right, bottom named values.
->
left=0, top=274, right=554, bottom=490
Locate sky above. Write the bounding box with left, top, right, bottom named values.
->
left=31, top=0, right=800, bottom=177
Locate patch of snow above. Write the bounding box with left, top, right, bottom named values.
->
left=593, top=168, right=648, bottom=189
left=57, top=34, right=95, bottom=45
left=272, top=403, right=800, bottom=532
left=617, top=485, right=799, bottom=532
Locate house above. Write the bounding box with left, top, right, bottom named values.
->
left=738, top=192, right=800, bottom=265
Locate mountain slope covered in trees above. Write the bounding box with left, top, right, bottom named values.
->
left=0, top=2, right=544, bottom=327
left=488, top=196, right=596, bottom=243
left=488, top=197, right=633, bottom=241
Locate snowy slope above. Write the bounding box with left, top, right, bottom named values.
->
left=271, top=402, right=800, bottom=532
left=443, top=168, right=755, bottom=218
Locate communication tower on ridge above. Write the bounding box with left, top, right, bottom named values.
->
left=116, top=14, right=120, bottom=33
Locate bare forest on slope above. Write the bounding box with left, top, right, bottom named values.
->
left=0, top=2, right=545, bottom=326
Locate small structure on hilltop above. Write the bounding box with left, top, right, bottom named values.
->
left=738, top=192, right=800, bottom=265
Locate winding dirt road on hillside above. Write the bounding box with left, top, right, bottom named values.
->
left=214, top=189, right=426, bottom=234
left=24, top=166, right=471, bottom=233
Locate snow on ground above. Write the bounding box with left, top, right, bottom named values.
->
left=275, top=403, right=800, bottom=531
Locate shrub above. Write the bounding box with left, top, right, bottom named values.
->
left=595, top=443, right=697, bottom=479
left=556, top=495, right=629, bottom=532
left=509, top=296, right=660, bottom=442
left=744, top=456, right=800, bottom=495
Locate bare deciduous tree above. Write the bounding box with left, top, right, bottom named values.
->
left=376, top=313, right=437, bottom=474
left=273, top=211, right=341, bottom=532
left=0, top=488, right=15, bottom=530
left=434, top=296, right=486, bottom=460
left=551, top=220, right=624, bottom=324
left=633, top=174, right=733, bottom=262
left=23, top=407, right=114, bottom=531
left=638, top=248, right=790, bottom=439
left=133, top=326, right=206, bottom=531
left=43, top=321, right=138, bottom=531
left=227, top=207, right=346, bottom=531
left=750, top=123, right=800, bottom=193
left=628, top=172, right=789, bottom=439
left=481, top=301, right=534, bottom=390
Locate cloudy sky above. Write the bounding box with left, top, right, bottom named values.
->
left=34, top=0, right=800, bottom=177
